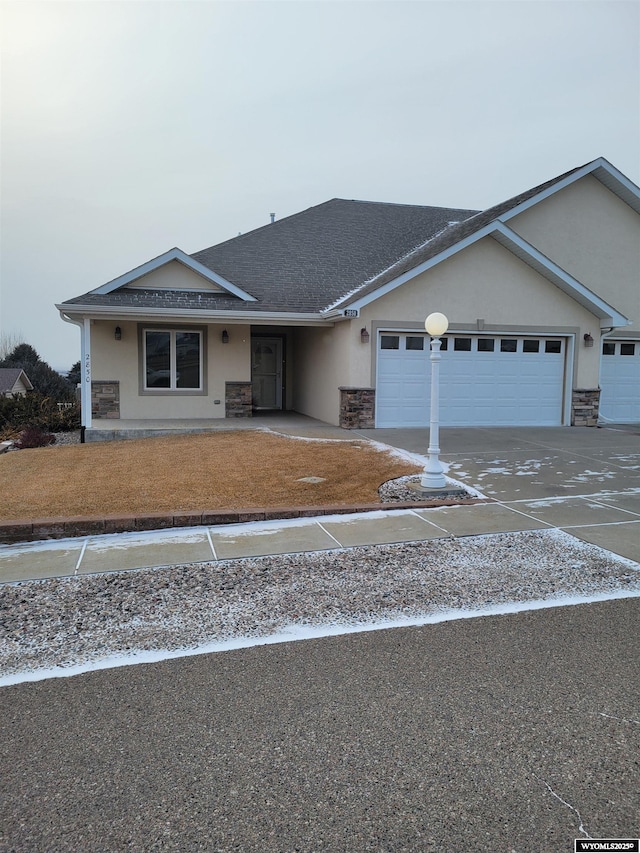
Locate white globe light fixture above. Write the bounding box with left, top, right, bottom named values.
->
left=421, top=312, right=449, bottom=489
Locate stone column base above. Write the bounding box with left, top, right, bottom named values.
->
left=339, top=387, right=375, bottom=429
left=571, top=388, right=600, bottom=426
left=225, top=382, right=253, bottom=418
left=91, top=381, right=120, bottom=419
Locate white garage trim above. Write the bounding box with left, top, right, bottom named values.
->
left=376, top=330, right=572, bottom=428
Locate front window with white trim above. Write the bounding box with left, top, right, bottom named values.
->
left=144, top=329, right=202, bottom=391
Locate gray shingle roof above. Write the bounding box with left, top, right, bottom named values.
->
left=61, top=289, right=252, bottom=312
left=59, top=162, right=596, bottom=316
left=337, top=164, right=587, bottom=306
left=191, top=199, right=479, bottom=312
left=61, top=200, right=477, bottom=314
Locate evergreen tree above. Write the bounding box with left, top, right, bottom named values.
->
left=0, top=343, right=75, bottom=401
left=5, top=343, right=40, bottom=366
left=67, top=361, right=81, bottom=386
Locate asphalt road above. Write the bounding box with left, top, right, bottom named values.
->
left=1, top=598, right=639, bottom=853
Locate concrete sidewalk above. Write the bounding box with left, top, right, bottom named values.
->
left=1, top=490, right=639, bottom=584
left=1, top=425, right=638, bottom=583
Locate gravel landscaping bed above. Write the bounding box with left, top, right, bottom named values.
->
left=2, top=528, right=639, bottom=680
left=378, top=474, right=477, bottom=503
left=52, top=430, right=81, bottom=445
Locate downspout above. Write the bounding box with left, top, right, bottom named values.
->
left=597, top=326, right=616, bottom=424
left=59, top=312, right=92, bottom=435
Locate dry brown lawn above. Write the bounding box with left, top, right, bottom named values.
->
left=0, top=431, right=421, bottom=520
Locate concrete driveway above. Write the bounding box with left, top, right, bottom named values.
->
left=357, top=425, right=640, bottom=562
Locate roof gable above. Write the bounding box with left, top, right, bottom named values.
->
left=336, top=220, right=629, bottom=328
left=332, top=158, right=638, bottom=327
left=498, top=157, right=640, bottom=223
left=90, top=248, right=257, bottom=302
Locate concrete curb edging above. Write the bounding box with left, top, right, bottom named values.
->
left=0, top=498, right=487, bottom=545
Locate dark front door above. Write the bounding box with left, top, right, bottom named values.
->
left=251, top=337, right=283, bottom=409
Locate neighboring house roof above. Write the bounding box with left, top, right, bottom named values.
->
left=0, top=368, right=33, bottom=394
left=57, top=156, right=638, bottom=327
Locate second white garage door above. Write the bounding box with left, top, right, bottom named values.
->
left=376, top=333, right=566, bottom=427
left=599, top=340, right=640, bottom=422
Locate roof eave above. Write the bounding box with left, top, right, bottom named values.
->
left=56, top=304, right=330, bottom=327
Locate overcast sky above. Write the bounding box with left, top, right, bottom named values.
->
left=1, top=0, right=639, bottom=371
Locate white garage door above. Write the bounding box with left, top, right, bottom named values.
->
left=376, top=333, right=566, bottom=427
left=600, top=340, right=640, bottom=422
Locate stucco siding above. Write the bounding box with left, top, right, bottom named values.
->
left=359, top=237, right=602, bottom=388
left=127, top=260, right=226, bottom=292
left=91, top=320, right=250, bottom=419
left=292, top=323, right=350, bottom=425
left=509, top=176, right=640, bottom=333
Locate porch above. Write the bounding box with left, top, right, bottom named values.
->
left=84, top=412, right=351, bottom=442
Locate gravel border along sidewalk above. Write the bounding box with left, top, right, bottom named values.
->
left=2, top=528, right=639, bottom=682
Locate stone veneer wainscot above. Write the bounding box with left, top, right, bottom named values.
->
left=225, top=382, right=253, bottom=418
left=571, top=388, right=601, bottom=426
left=91, top=381, right=120, bottom=419
left=339, top=387, right=375, bottom=429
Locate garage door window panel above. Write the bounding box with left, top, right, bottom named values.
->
left=406, top=336, right=425, bottom=351
left=477, top=338, right=495, bottom=352
left=381, top=335, right=400, bottom=350
left=454, top=338, right=472, bottom=351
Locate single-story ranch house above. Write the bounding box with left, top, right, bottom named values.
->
left=58, top=157, right=640, bottom=436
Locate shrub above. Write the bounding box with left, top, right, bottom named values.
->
left=15, top=427, right=56, bottom=449
left=0, top=394, right=80, bottom=433
left=51, top=401, right=81, bottom=432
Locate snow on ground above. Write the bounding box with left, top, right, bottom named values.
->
left=1, top=528, right=639, bottom=687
